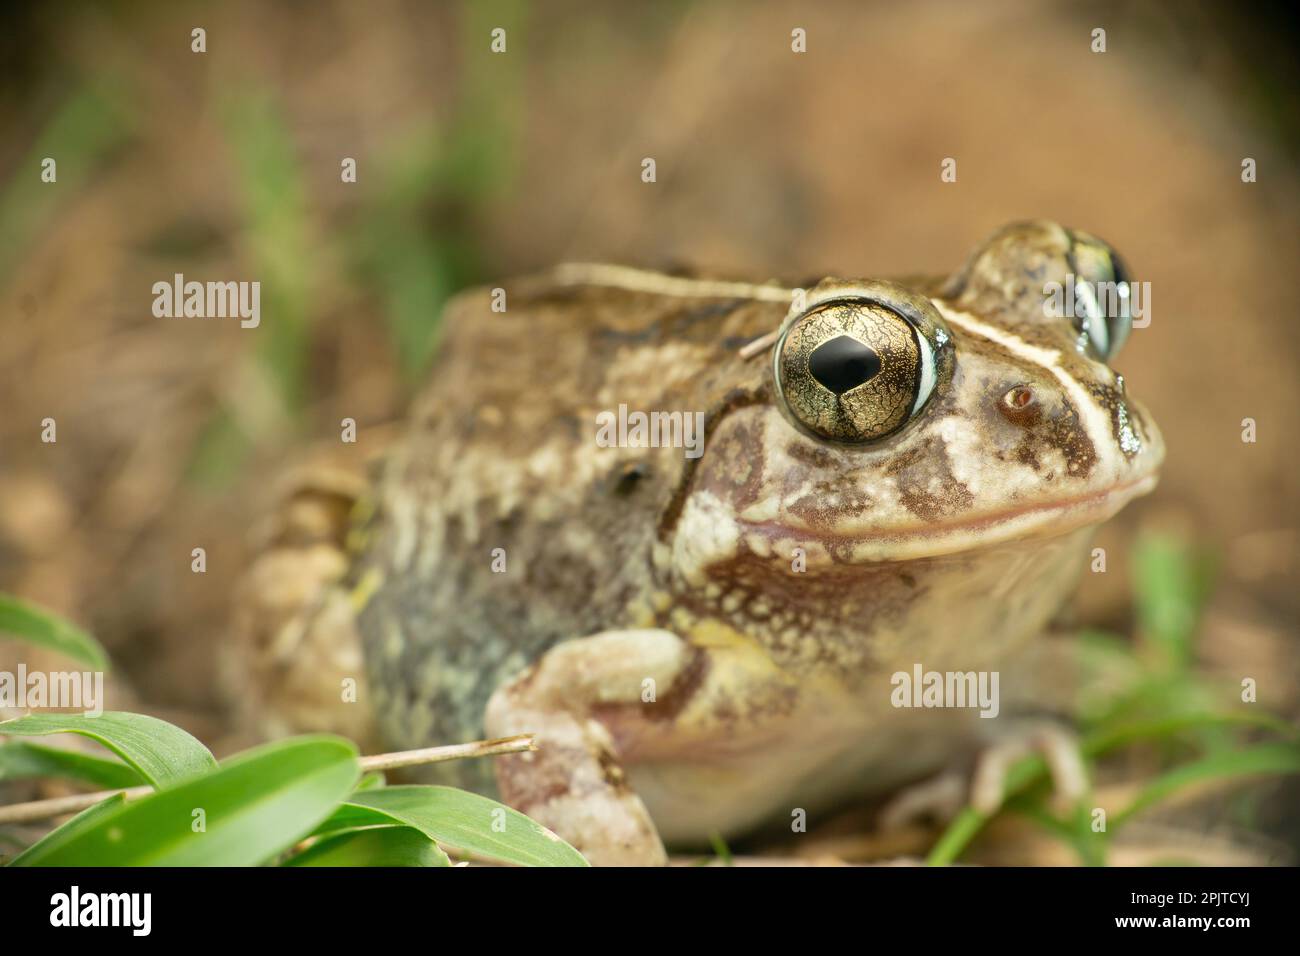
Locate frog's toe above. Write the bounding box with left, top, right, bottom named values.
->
left=484, top=629, right=689, bottom=866
left=878, top=722, right=1087, bottom=831
left=970, top=721, right=1086, bottom=815
left=489, top=706, right=667, bottom=866
left=876, top=770, right=968, bottom=830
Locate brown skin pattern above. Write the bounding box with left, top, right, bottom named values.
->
left=356, top=278, right=784, bottom=791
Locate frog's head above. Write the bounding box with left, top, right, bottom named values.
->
left=674, top=221, right=1163, bottom=575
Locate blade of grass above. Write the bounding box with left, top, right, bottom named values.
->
left=1132, top=533, right=1213, bottom=671
left=1008, top=798, right=1106, bottom=867
left=1111, top=741, right=1300, bottom=831
left=0, top=733, right=535, bottom=825
left=345, top=785, right=588, bottom=866
left=0, top=712, right=215, bottom=788
left=10, top=736, right=358, bottom=867
left=6, top=793, right=127, bottom=866
left=222, top=89, right=311, bottom=414
left=0, top=86, right=131, bottom=288
left=927, top=713, right=1298, bottom=865
left=0, top=594, right=109, bottom=670
left=0, top=741, right=142, bottom=790
left=284, top=826, right=450, bottom=867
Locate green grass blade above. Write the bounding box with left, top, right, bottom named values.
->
left=0, top=594, right=108, bottom=670
left=309, top=801, right=394, bottom=839
left=1111, top=741, right=1300, bottom=831
left=708, top=831, right=734, bottom=865
left=222, top=89, right=311, bottom=415
left=0, top=741, right=142, bottom=789
left=926, top=806, right=989, bottom=867
left=11, top=736, right=359, bottom=867
left=284, top=826, right=450, bottom=867
left=346, top=785, right=588, bottom=867
left=6, top=793, right=127, bottom=866
left=1132, top=534, right=1212, bottom=670
left=1084, top=712, right=1297, bottom=754
left=0, top=86, right=131, bottom=288
left=0, top=712, right=215, bottom=789
left=928, top=716, right=1299, bottom=865
left=1009, top=799, right=1107, bottom=867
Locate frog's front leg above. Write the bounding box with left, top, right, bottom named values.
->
left=484, top=628, right=695, bottom=867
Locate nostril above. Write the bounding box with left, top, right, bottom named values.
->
left=998, top=384, right=1041, bottom=425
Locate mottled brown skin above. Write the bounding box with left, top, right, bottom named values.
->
left=349, top=221, right=1163, bottom=864
left=356, top=276, right=789, bottom=788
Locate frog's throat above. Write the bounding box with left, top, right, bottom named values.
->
left=734, top=471, right=1158, bottom=564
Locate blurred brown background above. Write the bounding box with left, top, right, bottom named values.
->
left=0, top=0, right=1296, bottom=754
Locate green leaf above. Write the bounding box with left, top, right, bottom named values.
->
left=346, top=786, right=588, bottom=867
left=927, top=718, right=1300, bottom=865
left=0, top=86, right=132, bottom=288
left=1112, top=742, right=1300, bottom=830
left=0, top=594, right=109, bottom=670
left=12, top=736, right=359, bottom=867
left=186, top=406, right=252, bottom=491
left=0, top=741, right=143, bottom=789
left=1009, top=798, right=1106, bottom=867
left=308, top=801, right=393, bottom=839
left=1132, top=534, right=1213, bottom=670
left=1084, top=712, right=1297, bottom=754
left=708, top=831, right=733, bottom=865
left=284, top=826, right=450, bottom=867
left=926, top=805, right=992, bottom=867
left=0, top=712, right=215, bottom=789
left=222, top=89, right=311, bottom=416
left=7, top=794, right=127, bottom=866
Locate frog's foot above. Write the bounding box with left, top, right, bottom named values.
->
left=877, top=721, right=1086, bottom=830
left=485, top=629, right=692, bottom=867
left=970, top=720, right=1086, bottom=815
left=876, top=770, right=968, bottom=830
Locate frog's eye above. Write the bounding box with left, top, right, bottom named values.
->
left=1068, top=231, right=1133, bottom=360
left=772, top=283, right=953, bottom=444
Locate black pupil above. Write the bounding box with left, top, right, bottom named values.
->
left=809, top=335, right=882, bottom=394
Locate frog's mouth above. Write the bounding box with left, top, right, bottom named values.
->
left=738, top=471, right=1159, bottom=563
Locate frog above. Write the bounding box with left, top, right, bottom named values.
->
left=234, top=220, right=1162, bottom=866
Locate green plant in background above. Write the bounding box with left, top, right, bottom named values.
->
left=186, top=88, right=317, bottom=490
left=0, top=596, right=586, bottom=867
left=927, top=532, right=1300, bottom=866
left=224, top=89, right=314, bottom=417
left=0, top=594, right=108, bottom=671
left=187, top=0, right=527, bottom=488
left=355, top=0, right=526, bottom=385
left=0, top=85, right=133, bottom=287
left=1, top=3, right=528, bottom=492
